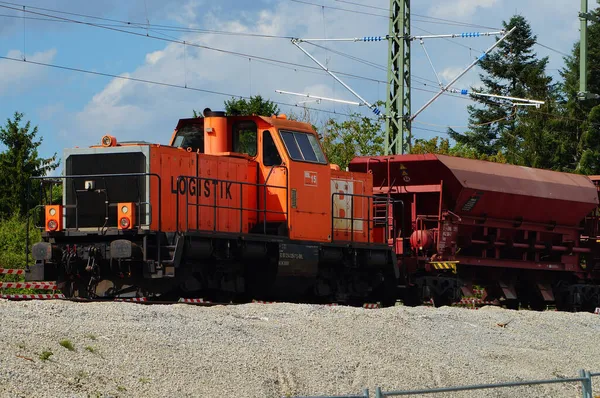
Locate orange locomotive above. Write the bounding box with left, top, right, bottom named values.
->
left=27, top=109, right=397, bottom=304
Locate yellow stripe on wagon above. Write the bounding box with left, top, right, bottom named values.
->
left=429, top=261, right=459, bottom=273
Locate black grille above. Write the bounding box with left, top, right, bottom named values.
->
left=65, top=152, right=147, bottom=228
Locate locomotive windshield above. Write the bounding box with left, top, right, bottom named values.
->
left=280, top=130, right=327, bottom=164
left=172, top=124, right=204, bottom=152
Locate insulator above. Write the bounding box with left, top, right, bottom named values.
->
left=362, top=36, right=383, bottom=42
left=372, top=107, right=381, bottom=115
left=478, top=52, right=487, bottom=61
left=461, top=89, right=469, bottom=95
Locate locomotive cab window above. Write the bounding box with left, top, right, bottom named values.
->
left=172, top=125, right=204, bottom=153
left=280, top=130, right=327, bottom=164
left=232, top=121, right=257, bottom=157
left=263, top=130, right=282, bottom=166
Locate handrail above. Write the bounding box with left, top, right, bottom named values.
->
left=331, top=193, right=404, bottom=246
left=27, top=172, right=162, bottom=266
left=30, top=172, right=161, bottom=231
left=176, top=166, right=289, bottom=235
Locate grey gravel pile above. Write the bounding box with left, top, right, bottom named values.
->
left=0, top=299, right=599, bottom=398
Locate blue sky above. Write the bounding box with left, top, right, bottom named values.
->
left=0, top=0, right=596, bottom=166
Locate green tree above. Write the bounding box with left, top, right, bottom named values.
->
left=193, top=95, right=280, bottom=118
left=449, top=15, right=556, bottom=167
left=410, top=137, right=451, bottom=155
left=320, top=112, right=385, bottom=169
left=558, top=7, right=600, bottom=174
left=0, top=112, right=59, bottom=217
left=410, top=136, right=507, bottom=163
left=224, top=95, right=280, bottom=116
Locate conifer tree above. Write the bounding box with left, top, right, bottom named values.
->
left=449, top=15, right=556, bottom=167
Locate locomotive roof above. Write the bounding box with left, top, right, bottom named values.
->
left=174, top=115, right=315, bottom=133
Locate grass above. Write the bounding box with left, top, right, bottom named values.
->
left=75, top=370, right=88, bottom=380
left=117, top=386, right=127, bottom=392
left=17, top=343, right=26, bottom=349
left=39, top=350, right=53, bottom=361
left=84, top=346, right=97, bottom=354
left=139, top=377, right=151, bottom=384
left=85, top=333, right=97, bottom=341
left=59, top=339, right=75, bottom=351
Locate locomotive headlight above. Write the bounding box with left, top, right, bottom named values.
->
left=102, top=135, right=112, bottom=146
left=47, top=220, right=58, bottom=231
left=117, top=202, right=135, bottom=230
left=119, top=217, right=130, bottom=228
left=49, top=208, right=56, bottom=216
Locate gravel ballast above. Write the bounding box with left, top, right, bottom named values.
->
left=0, top=300, right=599, bottom=398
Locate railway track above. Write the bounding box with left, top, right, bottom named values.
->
left=0, top=267, right=580, bottom=311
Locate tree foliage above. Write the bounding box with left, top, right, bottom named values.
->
left=448, top=15, right=557, bottom=167
left=224, top=95, right=280, bottom=116
left=0, top=112, right=59, bottom=217
left=410, top=137, right=507, bottom=163
left=559, top=8, right=600, bottom=174
left=319, top=113, right=385, bottom=169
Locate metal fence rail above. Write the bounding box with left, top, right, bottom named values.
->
left=294, top=369, right=599, bottom=398
left=293, top=390, right=369, bottom=398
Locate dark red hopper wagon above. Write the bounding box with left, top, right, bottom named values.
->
left=350, top=153, right=600, bottom=310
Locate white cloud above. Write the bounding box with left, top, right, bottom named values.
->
left=0, top=48, right=57, bottom=95
left=67, top=0, right=390, bottom=145
left=53, top=0, right=596, bottom=146
left=428, top=0, right=499, bottom=19
left=438, top=67, right=482, bottom=90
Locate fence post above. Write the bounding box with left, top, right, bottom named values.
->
left=374, top=387, right=383, bottom=398
left=580, top=369, right=593, bottom=398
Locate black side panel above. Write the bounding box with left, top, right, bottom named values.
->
left=65, top=152, right=146, bottom=228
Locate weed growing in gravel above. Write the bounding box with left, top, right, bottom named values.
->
left=17, top=343, right=25, bottom=349
left=85, top=346, right=97, bottom=354
left=75, top=371, right=87, bottom=380
left=85, top=333, right=97, bottom=341
left=117, top=386, right=127, bottom=392
left=59, top=339, right=75, bottom=351
left=39, top=350, right=53, bottom=361
left=139, top=377, right=151, bottom=384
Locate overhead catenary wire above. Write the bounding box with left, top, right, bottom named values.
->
left=0, top=5, right=468, bottom=96
left=0, top=3, right=391, bottom=87
left=0, top=0, right=295, bottom=39
left=332, top=0, right=502, bottom=30
left=3, top=0, right=566, bottom=134
left=0, top=54, right=365, bottom=119
left=289, top=0, right=389, bottom=18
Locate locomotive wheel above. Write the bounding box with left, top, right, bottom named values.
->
left=503, top=299, right=520, bottom=310
left=372, top=270, right=398, bottom=308
left=432, top=294, right=452, bottom=308
left=401, top=285, right=421, bottom=307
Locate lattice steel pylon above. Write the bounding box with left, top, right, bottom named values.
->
left=385, top=0, right=410, bottom=155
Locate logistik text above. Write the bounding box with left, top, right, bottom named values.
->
left=170, top=176, right=233, bottom=199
